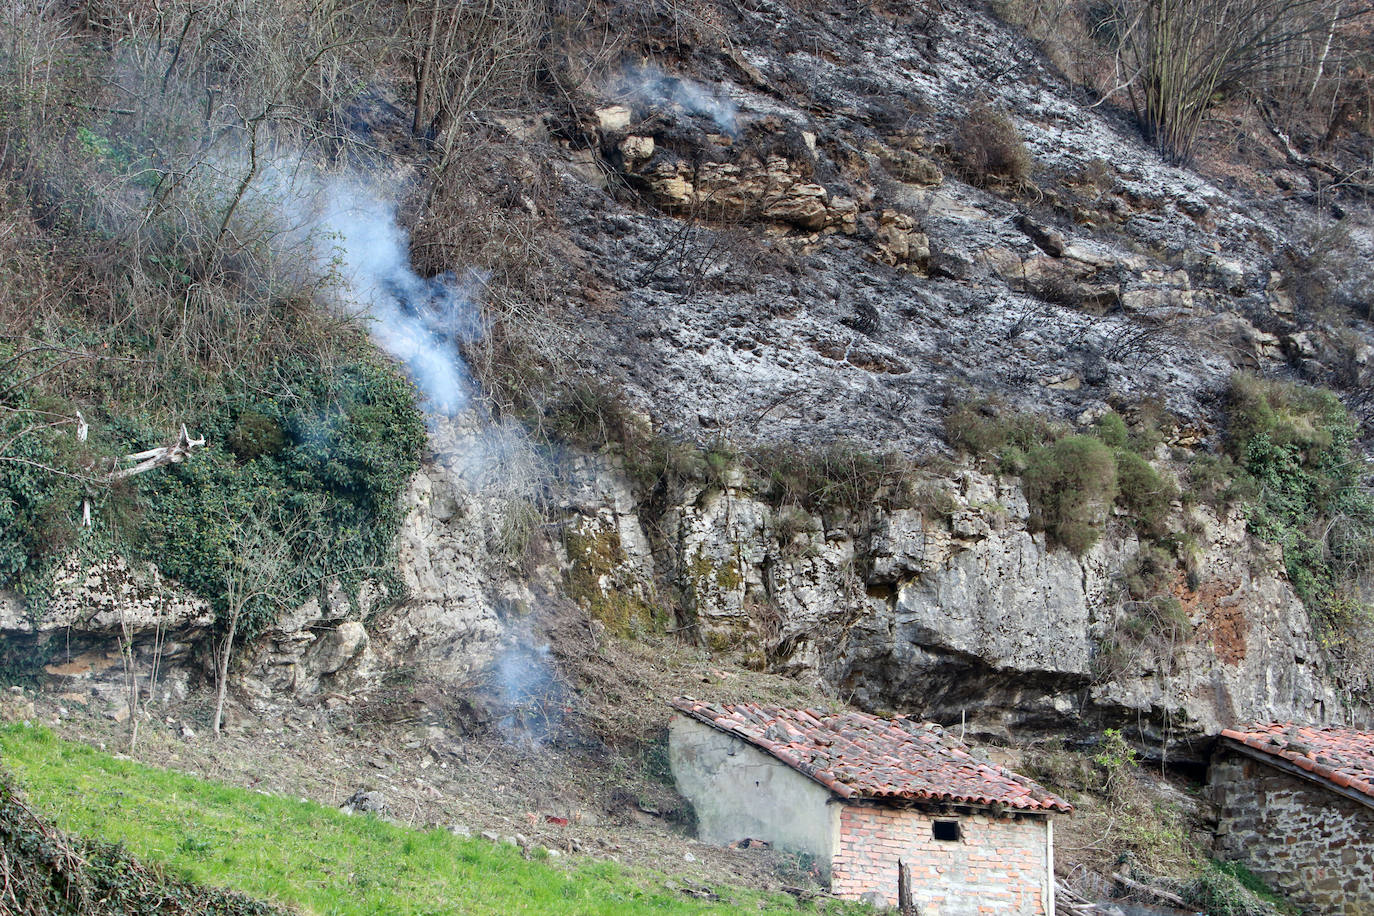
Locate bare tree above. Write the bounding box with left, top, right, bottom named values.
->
left=114, top=598, right=169, bottom=753
left=402, top=0, right=544, bottom=141
left=211, top=505, right=300, bottom=738
left=1106, top=0, right=1371, bottom=161
left=0, top=0, right=395, bottom=388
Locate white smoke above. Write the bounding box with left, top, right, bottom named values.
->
left=314, top=176, right=565, bottom=749
left=617, top=65, right=741, bottom=135
left=281, top=168, right=562, bottom=748
left=313, top=180, right=480, bottom=415
left=491, top=640, right=565, bottom=748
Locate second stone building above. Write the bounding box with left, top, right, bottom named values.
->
left=1211, top=722, right=1374, bottom=916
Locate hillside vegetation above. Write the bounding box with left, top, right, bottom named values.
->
left=1, top=0, right=1372, bottom=910
left=2, top=0, right=1372, bottom=654
left=946, top=376, right=1374, bottom=646
left=1, top=766, right=283, bottom=916
left=0, top=0, right=430, bottom=642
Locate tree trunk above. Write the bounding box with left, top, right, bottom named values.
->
left=212, top=607, right=239, bottom=738
left=212, top=117, right=261, bottom=255
left=898, top=858, right=916, bottom=915
left=1308, top=1, right=1341, bottom=102
left=413, top=0, right=443, bottom=135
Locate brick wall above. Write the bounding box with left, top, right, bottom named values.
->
left=1212, top=749, right=1374, bottom=915
left=829, top=804, right=1051, bottom=915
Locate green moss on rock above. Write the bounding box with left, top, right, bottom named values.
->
left=564, top=519, right=658, bottom=636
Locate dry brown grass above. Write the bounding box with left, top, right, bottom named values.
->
left=1018, top=738, right=1203, bottom=883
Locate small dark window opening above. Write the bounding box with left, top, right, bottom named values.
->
left=932, top=820, right=961, bottom=842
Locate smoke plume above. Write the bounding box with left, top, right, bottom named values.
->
left=616, top=65, right=741, bottom=135
left=314, top=180, right=480, bottom=415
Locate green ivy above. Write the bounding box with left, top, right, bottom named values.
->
left=125, top=355, right=426, bottom=642
left=1, top=344, right=425, bottom=644
left=0, top=26, right=433, bottom=648
left=0, top=358, right=86, bottom=605
left=1224, top=373, right=1374, bottom=635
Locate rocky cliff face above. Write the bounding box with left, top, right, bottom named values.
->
left=527, top=0, right=1370, bottom=751
left=834, top=479, right=1342, bottom=753
left=0, top=415, right=542, bottom=721
left=0, top=410, right=1358, bottom=758
left=553, top=455, right=1347, bottom=761
left=0, top=553, right=212, bottom=709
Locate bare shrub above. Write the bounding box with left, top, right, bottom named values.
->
left=634, top=186, right=787, bottom=305
left=211, top=503, right=313, bottom=738
left=0, top=0, right=401, bottom=406
left=403, top=128, right=588, bottom=422
left=1285, top=218, right=1374, bottom=322
left=992, top=0, right=1119, bottom=88
left=994, top=0, right=1372, bottom=163
left=1097, top=317, right=1187, bottom=366
left=403, top=0, right=546, bottom=138
left=950, top=104, right=1032, bottom=186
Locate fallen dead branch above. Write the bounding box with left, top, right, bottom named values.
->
left=1262, top=107, right=1374, bottom=194
left=1112, top=870, right=1189, bottom=908
left=106, top=425, right=206, bottom=481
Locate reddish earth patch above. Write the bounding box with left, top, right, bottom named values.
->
left=1207, top=601, right=1248, bottom=666
left=1172, top=575, right=1246, bottom=664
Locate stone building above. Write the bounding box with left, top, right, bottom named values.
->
left=1211, top=723, right=1374, bottom=915
left=668, top=698, right=1071, bottom=914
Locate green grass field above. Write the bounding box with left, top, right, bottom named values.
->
left=0, top=724, right=864, bottom=915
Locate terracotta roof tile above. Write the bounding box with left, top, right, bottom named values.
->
left=670, top=698, right=1072, bottom=813
left=1220, top=723, right=1374, bottom=801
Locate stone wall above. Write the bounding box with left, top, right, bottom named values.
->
left=830, top=804, right=1052, bottom=915
left=1212, top=748, right=1374, bottom=915
left=667, top=715, right=840, bottom=875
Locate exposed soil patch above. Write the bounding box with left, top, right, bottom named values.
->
left=1173, top=575, right=1247, bottom=665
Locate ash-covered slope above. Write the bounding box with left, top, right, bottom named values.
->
left=449, top=0, right=1371, bottom=754
left=522, top=0, right=1368, bottom=454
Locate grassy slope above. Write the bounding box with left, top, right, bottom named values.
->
left=0, top=725, right=863, bottom=916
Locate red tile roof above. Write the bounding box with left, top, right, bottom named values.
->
left=1221, top=723, right=1374, bottom=800
left=670, top=698, right=1071, bottom=813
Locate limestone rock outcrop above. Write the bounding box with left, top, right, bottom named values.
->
left=553, top=459, right=1348, bottom=759
left=0, top=553, right=212, bottom=709
left=627, top=153, right=854, bottom=232
left=1, top=437, right=1356, bottom=758
left=5, top=0, right=1371, bottom=760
